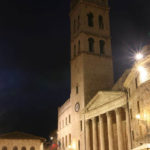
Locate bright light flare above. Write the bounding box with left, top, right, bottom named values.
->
left=68, top=145, right=72, bottom=149
left=135, top=53, right=143, bottom=60
left=136, top=114, right=141, bottom=119
left=137, top=66, right=148, bottom=83
left=72, top=142, right=76, bottom=150
left=147, top=144, right=150, bottom=148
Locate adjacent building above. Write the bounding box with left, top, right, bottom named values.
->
left=0, top=132, right=45, bottom=150
left=57, top=0, right=150, bottom=150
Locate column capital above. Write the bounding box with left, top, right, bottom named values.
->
left=99, top=114, right=104, bottom=120
left=92, top=117, right=97, bottom=121
left=106, top=111, right=112, bottom=117
left=115, top=108, right=121, bottom=114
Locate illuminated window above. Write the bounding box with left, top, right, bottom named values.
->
left=88, top=38, right=94, bottom=52
left=2, top=147, right=7, bottom=150
left=100, top=40, right=105, bottom=55
left=99, top=15, right=104, bottom=29
left=87, top=13, right=94, bottom=27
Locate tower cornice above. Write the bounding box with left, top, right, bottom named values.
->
left=70, top=52, right=112, bottom=61
left=71, top=31, right=111, bottom=42
left=70, top=1, right=110, bottom=16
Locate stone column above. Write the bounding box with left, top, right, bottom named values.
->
left=86, top=119, right=91, bottom=150
left=107, top=112, right=114, bottom=150
left=116, top=108, right=124, bottom=150
left=99, top=115, right=105, bottom=150
left=125, top=106, right=132, bottom=150
left=92, top=117, right=98, bottom=150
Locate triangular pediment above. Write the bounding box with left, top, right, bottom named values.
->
left=85, top=91, right=125, bottom=112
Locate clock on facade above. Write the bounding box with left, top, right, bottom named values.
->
left=75, top=102, right=80, bottom=112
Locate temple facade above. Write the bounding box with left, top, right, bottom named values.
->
left=57, top=0, right=150, bottom=150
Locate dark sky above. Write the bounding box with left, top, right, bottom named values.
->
left=0, top=0, right=150, bottom=138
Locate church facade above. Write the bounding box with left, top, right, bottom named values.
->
left=57, top=0, right=150, bottom=150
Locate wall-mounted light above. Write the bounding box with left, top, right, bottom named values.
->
left=137, top=66, right=147, bottom=83
left=136, top=114, right=141, bottom=119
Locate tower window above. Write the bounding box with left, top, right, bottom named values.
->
left=88, top=38, right=94, bottom=52
left=100, top=40, right=105, bottom=55
left=74, top=45, right=76, bottom=57
left=99, top=15, right=104, bottom=29
left=76, top=85, right=79, bottom=94
left=77, top=16, right=80, bottom=30
left=73, top=20, right=76, bottom=33
left=2, top=147, right=7, bottom=150
left=87, top=13, right=94, bottom=27
left=21, top=147, right=26, bottom=150
left=78, top=40, right=80, bottom=53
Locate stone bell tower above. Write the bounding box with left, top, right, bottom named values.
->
left=70, top=0, right=114, bottom=109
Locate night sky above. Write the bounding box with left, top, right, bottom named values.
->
left=0, top=0, right=150, bottom=138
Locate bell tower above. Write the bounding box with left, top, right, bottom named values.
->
left=70, top=0, right=114, bottom=108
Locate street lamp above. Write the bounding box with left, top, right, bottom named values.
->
left=50, top=136, right=54, bottom=140
left=135, top=53, right=143, bottom=60
left=136, top=114, right=141, bottom=119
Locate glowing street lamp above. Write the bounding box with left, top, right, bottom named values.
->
left=137, top=66, right=148, bottom=83
left=68, top=145, right=72, bottom=149
left=135, top=53, right=143, bottom=60
left=136, top=114, right=141, bottom=119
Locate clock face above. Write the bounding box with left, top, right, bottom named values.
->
left=75, top=102, right=80, bottom=112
